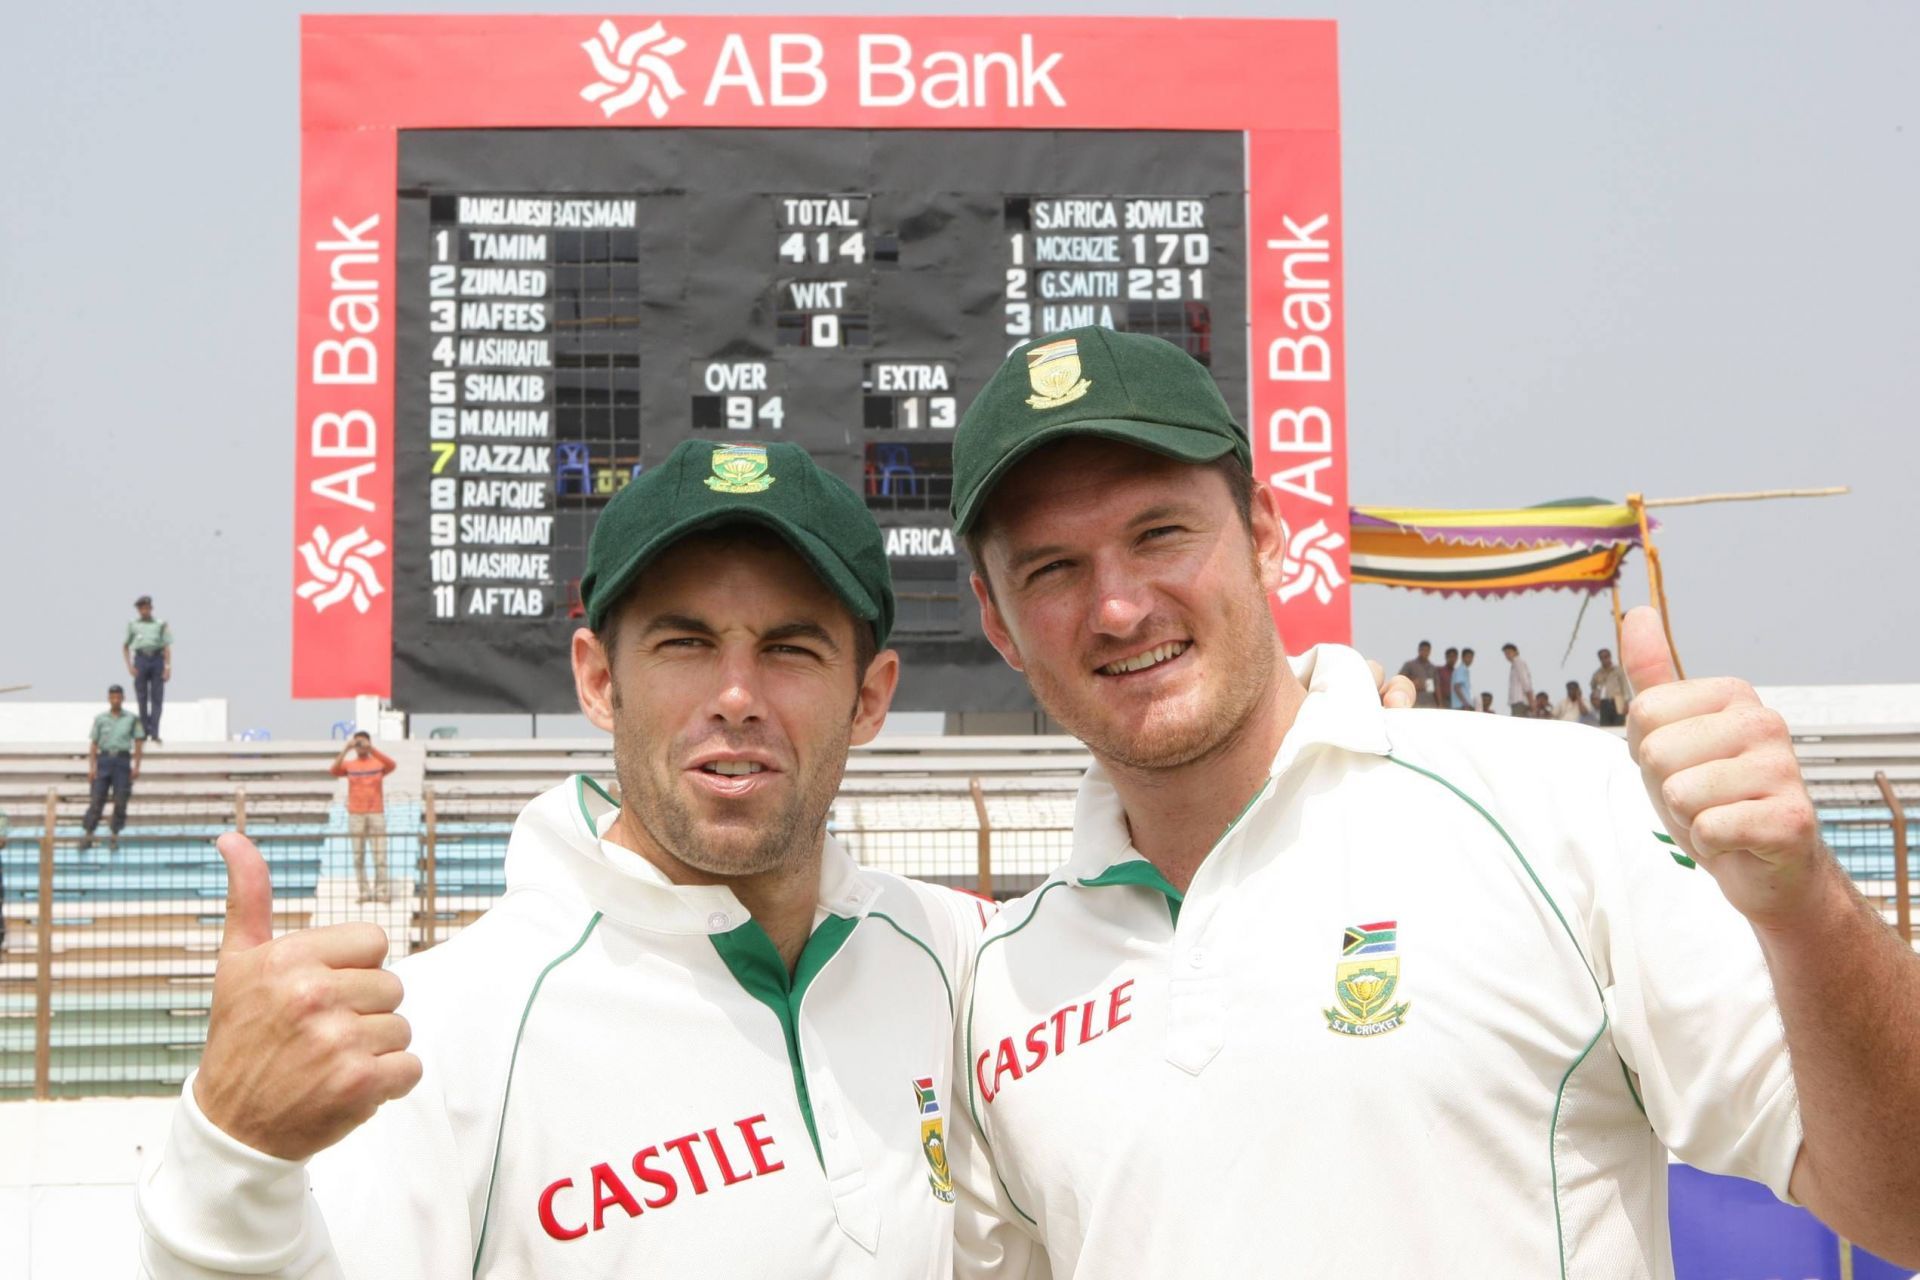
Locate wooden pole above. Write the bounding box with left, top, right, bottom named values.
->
left=1874, top=772, right=1911, bottom=942
left=423, top=786, right=439, bottom=951
left=1628, top=493, right=1686, bottom=680
left=1628, top=493, right=1655, bottom=601
left=34, top=789, right=56, bottom=1099
left=1642, top=486, right=1848, bottom=509
left=969, top=777, right=994, bottom=900
left=1609, top=580, right=1625, bottom=664
left=1648, top=544, right=1684, bottom=680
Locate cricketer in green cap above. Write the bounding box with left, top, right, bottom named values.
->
left=567, top=433, right=902, bottom=906
left=950, top=325, right=1251, bottom=536
left=582, top=438, right=894, bottom=645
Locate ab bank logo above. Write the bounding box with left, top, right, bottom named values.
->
left=296, top=525, right=388, bottom=615
left=580, top=20, right=689, bottom=119
left=1276, top=515, right=1346, bottom=606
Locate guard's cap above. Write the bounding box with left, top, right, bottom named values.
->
left=134, top=595, right=152, bottom=607
left=581, top=440, right=894, bottom=646
left=108, top=684, right=124, bottom=694
left=950, top=326, right=1250, bottom=534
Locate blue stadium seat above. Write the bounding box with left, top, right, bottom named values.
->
left=554, top=441, right=593, bottom=495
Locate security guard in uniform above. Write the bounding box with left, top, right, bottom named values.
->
left=81, top=683, right=145, bottom=853
left=123, top=594, right=174, bottom=743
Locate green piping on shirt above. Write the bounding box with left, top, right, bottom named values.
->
left=574, top=774, right=619, bottom=836
left=867, top=911, right=954, bottom=1017
left=1074, top=774, right=1276, bottom=929
left=1078, top=860, right=1185, bottom=927
left=1386, top=758, right=1604, bottom=1000
left=1653, top=830, right=1697, bottom=869
left=964, top=878, right=1076, bottom=1226
left=1552, top=1018, right=1613, bottom=1277
left=1384, top=756, right=1612, bottom=1280
left=473, top=910, right=605, bottom=1276
left=709, top=913, right=859, bottom=1165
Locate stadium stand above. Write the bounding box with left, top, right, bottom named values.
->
left=0, top=727, right=1910, bottom=1100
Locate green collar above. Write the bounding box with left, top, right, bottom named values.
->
left=1078, top=859, right=1185, bottom=926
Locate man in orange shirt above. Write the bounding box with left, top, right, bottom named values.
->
left=330, top=732, right=397, bottom=902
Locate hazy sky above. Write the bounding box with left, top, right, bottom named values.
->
left=3, top=1, right=1914, bottom=737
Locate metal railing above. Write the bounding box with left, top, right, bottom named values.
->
left=0, top=777, right=1070, bottom=1099
left=0, top=788, right=427, bottom=1100
left=4, top=773, right=1914, bottom=1101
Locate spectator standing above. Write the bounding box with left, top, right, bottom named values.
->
left=123, top=595, right=173, bottom=744
left=1436, top=647, right=1459, bottom=710
left=331, top=731, right=397, bottom=902
left=1452, top=648, right=1475, bottom=709
left=1503, top=642, right=1534, bottom=716
left=1398, top=640, right=1442, bottom=708
left=1478, top=692, right=1496, bottom=713
left=80, top=683, right=144, bottom=853
left=1557, top=681, right=1599, bottom=725
left=1592, top=647, right=1632, bottom=727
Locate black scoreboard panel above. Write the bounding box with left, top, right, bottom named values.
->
left=392, top=129, right=1248, bottom=713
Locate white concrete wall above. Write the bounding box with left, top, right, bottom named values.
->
left=0, top=700, right=230, bottom=744
left=1753, top=684, right=1920, bottom=729
left=351, top=695, right=408, bottom=742
left=0, top=1097, right=175, bottom=1278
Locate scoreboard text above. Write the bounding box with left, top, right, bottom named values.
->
left=294, top=16, right=1348, bottom=706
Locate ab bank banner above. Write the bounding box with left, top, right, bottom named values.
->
left=294, top=15, right=1348, bottom=706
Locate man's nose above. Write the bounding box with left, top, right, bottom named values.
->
left=1088, top=558, right=1153, bottom=637
left=707, top=647, right=765, bottom=723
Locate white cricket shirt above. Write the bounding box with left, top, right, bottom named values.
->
left=139, top=776, right=986, bottom=1279
left=954, top=645, right=1801, bottom=1280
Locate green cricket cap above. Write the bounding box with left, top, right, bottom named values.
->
left=950, top=325, right=1251, bottom=534
left=582, top=439, right=894, bottom=646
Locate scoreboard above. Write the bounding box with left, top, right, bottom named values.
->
left=295, top=17, right=1349, bottom=712
left=391, top=130, right=1245, bottom=709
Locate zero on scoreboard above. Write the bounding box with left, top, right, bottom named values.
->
left=294, top=16, right=1349, bottom=713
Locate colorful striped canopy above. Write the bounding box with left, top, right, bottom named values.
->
left=1349, top=500, right=1648, bottom=597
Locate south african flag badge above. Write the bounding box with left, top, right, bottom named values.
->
left=913, top=1077, right=955, bottom=1203
left=1325, top=920, right=1411, bottom=1037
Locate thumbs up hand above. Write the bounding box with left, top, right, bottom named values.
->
left=1367, top=660, right=1418, bottom=710
left=192, top=833, right=423, bottom=1161
left=1622, top=606, right=1831, bottom=929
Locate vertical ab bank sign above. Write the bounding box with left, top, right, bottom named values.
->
left=294, top=14, right=1348, bottom=698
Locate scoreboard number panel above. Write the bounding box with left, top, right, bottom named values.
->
left=296, top=17, right=1348, bottom=709
left=392, top=129, right=1245, bottom=712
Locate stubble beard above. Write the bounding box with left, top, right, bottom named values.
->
left=609, top=682, right=850, bottom=880
left=1029, top=579, right=1279, bottom=773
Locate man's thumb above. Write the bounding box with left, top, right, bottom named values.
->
left=217, top=832, right=275, bottom=953
left=1621, top=606, right=1681, bottom=696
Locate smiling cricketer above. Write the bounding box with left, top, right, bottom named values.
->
left=945, top=327, right=1920, bottom=1278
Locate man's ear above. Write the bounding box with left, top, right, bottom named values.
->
left=849, top=648, right=902, bottom=748
left=572, top=627, right=618, bottom=733
left=1249, top=482, right=1287, bottom=594
left=971, top=571, right=1025, bottom=673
